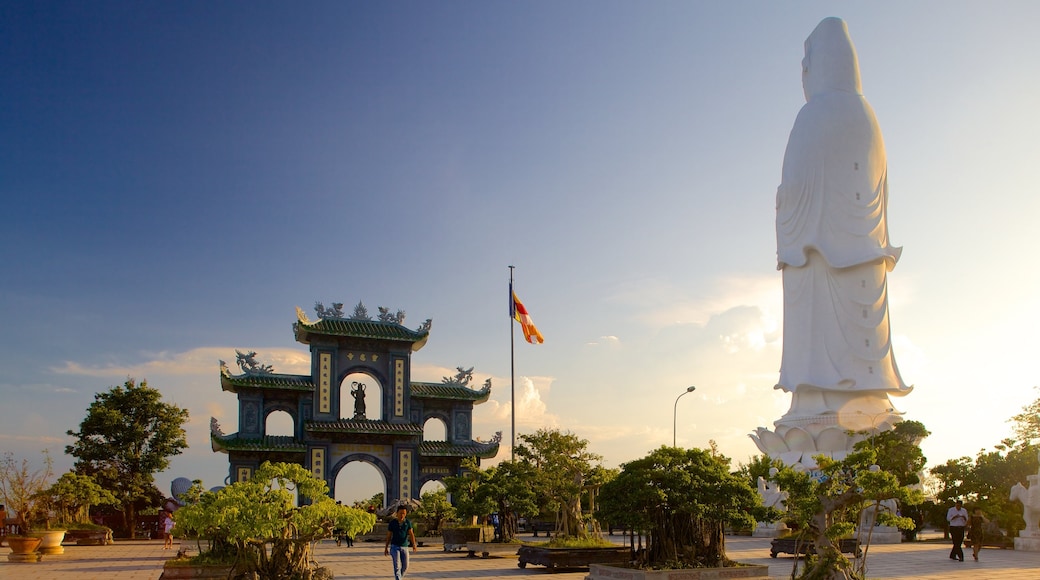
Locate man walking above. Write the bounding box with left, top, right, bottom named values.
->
left=384, top=504, right=418, bottom=580
left=946, top=499, right=968, bottom=561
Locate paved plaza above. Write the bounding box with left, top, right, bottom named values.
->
left=1, top=534, right=1038, bottom=580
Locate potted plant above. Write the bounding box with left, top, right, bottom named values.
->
left=592, top=446, right=774, bottom=579
left=42, top=472, right=117, bottom=546
left=173, top=461, right=376, bottom=579
left=0, top=451, right=55, bottom=562
left=442, top=460, right=496, bottom=552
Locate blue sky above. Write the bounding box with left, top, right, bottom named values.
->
left=3, top=1, right=1040, bottom=502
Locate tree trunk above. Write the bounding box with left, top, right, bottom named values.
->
left=646, top=511, right=729, bottom=568
left=498, top=500, right=519, bottom=542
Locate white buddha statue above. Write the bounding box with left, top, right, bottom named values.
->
left=752, top=17, right=910, bottom=467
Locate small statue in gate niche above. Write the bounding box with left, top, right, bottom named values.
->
left=351, top=381, right=367, bottom=419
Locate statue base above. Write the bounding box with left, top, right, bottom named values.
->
left=858, top=526, right=901, bottom=544
left=1015, top=536, right=1040, bottom=552
left=752, top=522, right=788, bottom=538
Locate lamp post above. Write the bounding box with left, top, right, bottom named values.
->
left=858, top=407, right=895, bottom=450
left=673, top=386, right=697, bottom=447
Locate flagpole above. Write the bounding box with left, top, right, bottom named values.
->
left=508, top=265, right=516, bottom=462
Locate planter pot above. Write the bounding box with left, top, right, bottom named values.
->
left=441, top=526, right=494, bottom=552
left=517, top=545, right=631, bottom=571
left=6, top=536, right=43, bottom=562
left=161, top=561, right=235, bottom=579
left=769, top=537, right=861, bottom=558
left=32, top=529, right=67, bottom=555
left=65, top=528, right=114, bottom=545
left=464, top=541, right=521, bottom=558
left=587, top=563, right=770, bottom=580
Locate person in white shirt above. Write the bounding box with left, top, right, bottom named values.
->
left=946, top=499, right=969, bottom=561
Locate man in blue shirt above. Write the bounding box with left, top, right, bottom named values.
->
left=384, top=504, right=418, bottom=580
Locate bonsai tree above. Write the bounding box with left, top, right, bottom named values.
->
left=472, top=460, right=538, bottom=542
left=597, top=445, right=771, bottom=569
left=43, top=472, right=118, bottom=528
left=515, top=428, right=601, bottom=539
left=174, top=461, right=376, bottom=580
left=773, top=448, right=921, bottom=580
left=443, top=459, right=495, bottom=526
left=412, top=488, right=456, bottom=534
left=0, top=451, right=54, bottom=534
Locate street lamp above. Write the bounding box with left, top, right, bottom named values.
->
left=858, top=407, right=895, bottom=449
left=673, top=386, right=697, bottom=447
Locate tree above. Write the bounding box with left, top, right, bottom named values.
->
left=854, top=420, right=930, bottom=539
left=515, top=428, right=601, bottom=539
left=443, top=459, right=495, bottom=525
left=856, top=420, right=930, bottom=487
left=736, top=454, right=776, bottom=489
left=0, top=451, right=54, bottom=533
left=412, top=488, right=455, bottom=533
left=352, top=492, right=384, bottom=513
left=65, top=377, right=189, bottom=536
left=931, top=440, right=1037, bottom=537
left=175, top=461, right=375, bottom=580
left=1011, top=386, right=1040, bottom=445
left=774, top=449, right=921, bottom=580
left=43, top=472, right=118, bottom=526
left=597, top=446, right=766, bottom=569
left=928, top=390, right=1040, bottom=538
left=472, top=460, right=538, bottom=542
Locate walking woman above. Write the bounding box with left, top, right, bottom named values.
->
left=968, top=507, right=989, bottom=561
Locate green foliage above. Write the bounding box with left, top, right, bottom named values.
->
left=774, top=449, right=922, bottom=580
left=443, top=458, right=539, bottom=541
left=175, top=461, right=376, bottom=580
left=930, top=441, right=1038, bottom=536
left=597, top=446, right=765, bottom=568
left=412, top=488, right=455, bottom=532
left=854, top=420, right=930, bottom=487
left=1011, top=386, right=1040, bottom=445
left=474, top=460, right=539, bottom=541
left=65, top=378, right=189, bottom=535
left=43, top=472, right=118, bottom=525
left=735, top=454, right=775, bottom=489
left=927, top=392, right=1040, bottom=538
left=530, top=535, right=615, bottom=548
left=0, top=450, right=54, bottom=532
left=443, top=459, right=495, bottom=523
left=351, top=492, right=383, bottom=512
left=515, top=428, right=602, bottom=539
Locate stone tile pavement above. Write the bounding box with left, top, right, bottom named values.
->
left=1, top=534, right=1038, bottom=580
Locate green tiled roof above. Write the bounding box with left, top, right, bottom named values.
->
left=220, top=369, right=315, bottom=393
left=419, top=440, right=500, bottom=459
left=294, top=309, right=430, bottom=350
left=211, top=434, right=307, bottom=454
left=305, top=420, right=424, bottom=436
left=411, top=381, right=491, bottom=403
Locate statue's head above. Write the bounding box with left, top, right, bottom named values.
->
left=802, top=17, right=862, bottom=101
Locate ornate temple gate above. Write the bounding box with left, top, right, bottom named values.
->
left=211, top=304, right=500, bottom=505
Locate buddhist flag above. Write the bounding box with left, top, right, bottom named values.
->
left=510, top=288, right=544, bottom=344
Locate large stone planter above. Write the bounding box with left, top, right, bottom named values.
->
left=587, top=563, right=770, bottom=579
left=6, top=535, right=43, bottom=562
left=465, top=541, right=521, bottom=558
left=65, top=528, right=114, bottom=545
left=441, top=526, right=494, bottom=552
left=517, top=545, right=631, bottom=571
left=32, top=529, right=67, bottom=555
left=769, top=537, right=861, bottom=558
left=160, top=561, right=235, bottom=579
